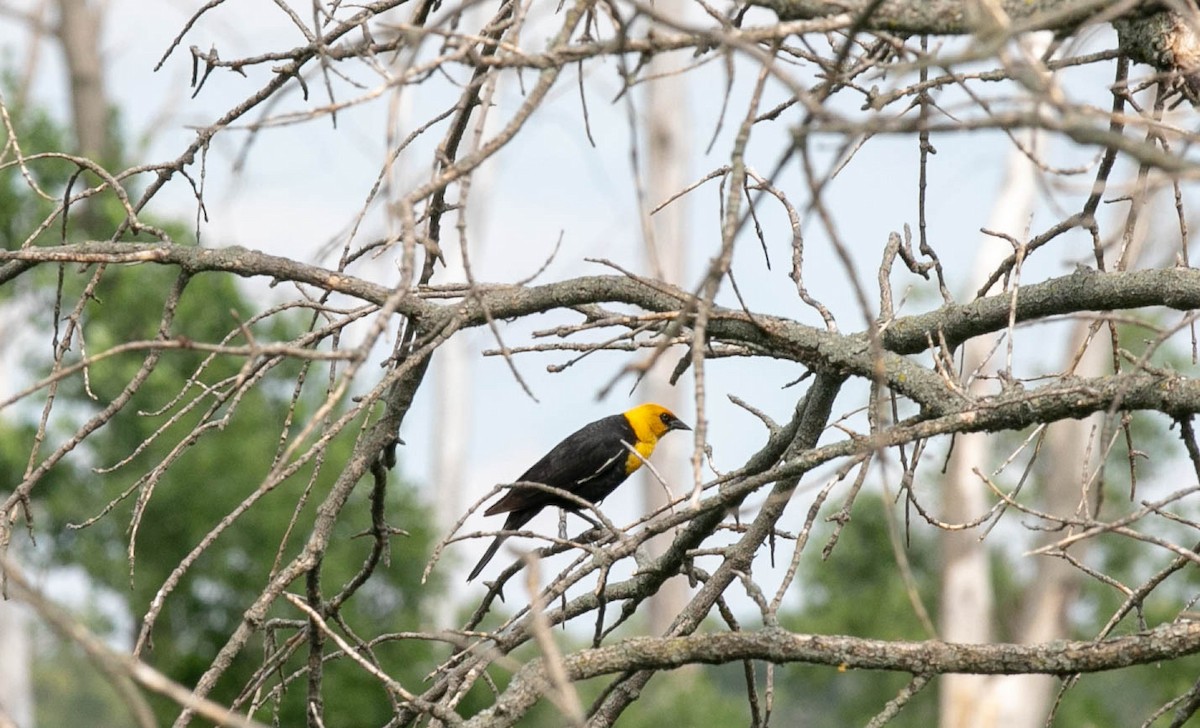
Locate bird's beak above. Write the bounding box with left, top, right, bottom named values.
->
left=669, top=417, right=691, bottom=432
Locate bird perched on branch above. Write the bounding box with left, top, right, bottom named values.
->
left=467, top=403, right=691, bottom=582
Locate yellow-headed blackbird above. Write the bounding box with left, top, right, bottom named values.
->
left=467, top=403, right=691, bottom=582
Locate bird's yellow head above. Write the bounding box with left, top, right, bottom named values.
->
left=623, top=403, right=691, bottom=443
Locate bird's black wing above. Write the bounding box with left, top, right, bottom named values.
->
left=484, top=414, right=633, bottom=516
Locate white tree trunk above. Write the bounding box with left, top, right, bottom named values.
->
left=0, top=585, right=34, bottom=727
left=640, top=6, right=691, bottom=636
left=56, top=0, right=108, bottom=160
left=938, top=46, right=1044, bottom=723
left=987, top=327, right=1106, bottom=727
left=432, top=336, right=470, bottom=585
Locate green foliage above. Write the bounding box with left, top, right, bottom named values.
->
left=774, top=494, right=939, bottom=727
left=1, top=87, right=443, bottom=727
left=0, top=90, right=73, bottom=252
left=31, top=259, right=440, bottom=728
left=758, top=482, right=1200, bottom=726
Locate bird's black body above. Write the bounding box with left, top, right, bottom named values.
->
left=467, top=406, right=689, bottom=582
left=488, top=415, right=634, bottom=514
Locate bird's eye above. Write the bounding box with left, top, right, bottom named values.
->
left=660, top=413, right=670, bottom=423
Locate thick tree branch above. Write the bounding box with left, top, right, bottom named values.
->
left=7, top=245, right=1200, bottom=416
left=468, top=621, right=1200, bottom=727
left=881, top=266, right=1200, bottom=353
left=10, top=244, right=1200, bottom=347
left=751, top=0, right=1124, bottom=34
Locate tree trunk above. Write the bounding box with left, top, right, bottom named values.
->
left=56, top=0, right=109, bottom=160
left=640, top=10, right=691, bottom=636
left=0, top=587, right=34, bottom=727
left=938, top=50, right=1044, bottom=722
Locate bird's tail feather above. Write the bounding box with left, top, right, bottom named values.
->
left=467, top=534, right=506, bottom=582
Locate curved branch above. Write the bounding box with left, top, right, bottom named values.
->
left=470, top=622, right=1200, bottom=727
left=882, top=266, right=1200, bottom=354
left=8, top=245, right=1200, bottom=416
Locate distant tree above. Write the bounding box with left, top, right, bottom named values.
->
left=0, top=83, right=442, bottom=726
